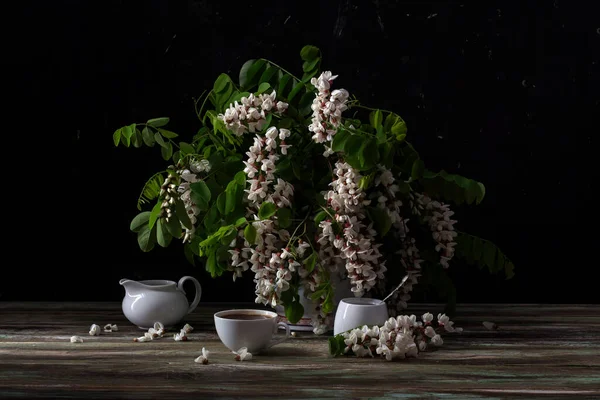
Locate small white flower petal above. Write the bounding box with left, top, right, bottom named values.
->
left=182, top=323, right=194, bottom=333
left=483, top=321, right=498, bottom=331
left=70, top=335, right=83, bottom=343
left=89, top=324, right=101, bottom=336
left=133, top=336, right=150, bottom=342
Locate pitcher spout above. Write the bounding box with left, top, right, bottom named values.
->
left=119, top=278, right=145, bottom=295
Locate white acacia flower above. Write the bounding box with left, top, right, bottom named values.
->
left=431, top=334, right=444, bottom=346
left=70, top=335, right=83, bottom=343
left=89, top=324, right=101, bottom=336
left=233, top=347, right=252, bottom=361
left=194, top=347, right=210, bottom=364
left=182, top=323, right=194, bottom=333
left=174, top=330, right=188, bottom=341
left=103, top=324, right=118, bottom=332
left=422, top=313, right=434, bottom=324
left=424, top=326, right=436, bottom=338
left=133, top=336, right=151, bottom=342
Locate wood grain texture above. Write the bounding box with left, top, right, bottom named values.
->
left=1, top=302, right=599, bottom=399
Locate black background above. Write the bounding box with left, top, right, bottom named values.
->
left=4, top=0, right=595, bottom=304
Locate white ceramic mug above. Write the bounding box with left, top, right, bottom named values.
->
left=333, top=298, right=389, bottom=335
left=214, top=309, right=291, bottom=354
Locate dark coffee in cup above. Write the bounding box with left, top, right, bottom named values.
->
left=220, top=313, right=273, bottom=320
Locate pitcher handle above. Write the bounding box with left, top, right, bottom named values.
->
left=267, top=322, right=291, bottom=348
left=177, top=276, right=202, bottom=314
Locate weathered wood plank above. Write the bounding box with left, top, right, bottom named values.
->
left=1, top=302, right=599, bottom=399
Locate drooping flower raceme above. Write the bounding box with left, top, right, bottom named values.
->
left=337, top=312, right=461, bottom=361
left=414, top=193, right=457, bottom=268
left=218, top=91, right=288, bottom=136
left=308, top=71, right=349, bottom=153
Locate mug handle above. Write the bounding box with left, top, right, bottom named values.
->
left=177, top=276, right=202, bottom=314
left=267, top=322, right=291, bottom=348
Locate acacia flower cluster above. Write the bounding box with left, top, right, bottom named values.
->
left=227, top=126, right=298, bottom=307
left=219, top=91, right=288, bottom=136
left=414, top=193, right=457, bottom=268
left=338, top=312, right=461, bottom=361
left=176, top=160, right=211, bottom=243
left=308, top=71, right=349, bottom=153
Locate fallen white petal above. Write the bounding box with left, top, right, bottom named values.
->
left=89, top=324, right=101, bottom=336
left=483, top=321, right=498, bottom=330
left=70, top=335, right=83, bottom=343
left=133, top=336, right=150, bottom=342
left=182, top=323, right=194, bottom=333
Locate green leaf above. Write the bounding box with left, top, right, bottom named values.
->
left=147, top=117, right=170, bottom=127
left=278, top=74, right=293, bottom=97
left=244, top=223, right=257, bottom=245
left=287, top=81, right=305, bottom=103
left=216, top=192, right=227, bottom=215
left=213, top=73, right=232, bottom=93
left=285, top=301, right=305, bottom=324
left=257, top=82, right=271, bottom=94
left=276, top=207, right=292, bottom=228
left=165, top=214, right=182, bottom=239
left=184, top=243, right=195, bottom=266
left=369, top=110, right=383, bottom=129
left=204, top=205, right=220, bottom=231
left=121, top=124, right=133, bottom=147
left=331, top=128, right=351, bottom=152
left=300, top=45, right=320, bottom=61
left=190, top=181, right=211, bottom=208
left=259, top=66, right=278, bottom=86
left=206, top=251, right=219, bottom=278
left=148, top=202, right=162, bottom=230
left=366, top=206, right=392, bottom=237
left=298, top=91, right=314, bottom=116
left=132, top=128, right=143, bottom=148
left=302, top=58, right=320, bottom=73
left=160, top=141, right=173, bottom=160
left=156, top=219, right=172, bottom=248
left=411, top=159, right=425, bottom=180
left=130, top=212, right=151, bottom=233
left=482, top=240, right=497, bottom=271
left=179, top=142, right=195, bottom=155
left=258, top=202, right=277, bottom=220
left=358, top=138, right=379, bottom=169
left=314, top=210, right=328, bottom=225
left=328, top=335, right=347, bottom=356
left=234, top=217, right=247, bottom=227
left=142, top=127, right=155, bottom=147
left=175, top=199, right=193, bottom=230
left=239, top=59, right=266, bottom=90
left=391, top=117, right=407, bottom=136
left=303, top=251, right=318, bottom=274
left=158, top=128, right=178, bottom=139
left=225, top=181, right=242, bottom=214
left=154, top=132, right=167, bottom=148
left=112, top=128, right=121, bottom=146
left=137, top=224, right=157, bottom=252
left=234, top=171, right=246, bottom=186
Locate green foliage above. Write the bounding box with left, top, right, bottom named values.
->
left=455, top=232, right=515, bottom=279
left=136, top=173, right=164, bottom=211
left=113, top=44, right=514, bottom=322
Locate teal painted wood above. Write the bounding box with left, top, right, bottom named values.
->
left=1, top=302, right=599, bottom=399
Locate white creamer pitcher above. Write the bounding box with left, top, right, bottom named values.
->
left=119, top=276, right=202, bottom=329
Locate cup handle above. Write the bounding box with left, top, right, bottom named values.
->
left=177, top=276, right=202, bottom=314
left=267, top=322, right=291, bottom=348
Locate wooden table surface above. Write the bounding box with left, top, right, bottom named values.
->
left=1, top=302, right=599, bottom=399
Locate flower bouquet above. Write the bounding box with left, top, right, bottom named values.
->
left=113, top=45, right=514, bottom=333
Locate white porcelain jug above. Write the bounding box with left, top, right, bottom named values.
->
left=119, top=276, right=202, bottom=329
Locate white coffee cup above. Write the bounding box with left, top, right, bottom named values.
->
left=214, top=309, right=291, bottom=354
left=333, top=298, right=389, bottom=335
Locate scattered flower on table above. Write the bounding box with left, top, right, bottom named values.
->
left=233, top=347, right=252, bottom=361
left=133, top=336, right=151, bottom=342
left=70, top=335, right=83, bottom=343
left=182, top=323, right=194, bottom=333
left=174, top=329, right=188, bottom=341
left=148, top=322, right=165, bottom=339
left=329, top=312, right=462, bottom=361
left=103, top=324, right=118, bottom=332
left=483, top=321, right=499, bottom=330
left=194, top=347, right=210, bottom=365
left=89, top=324, right=101, bottom=336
